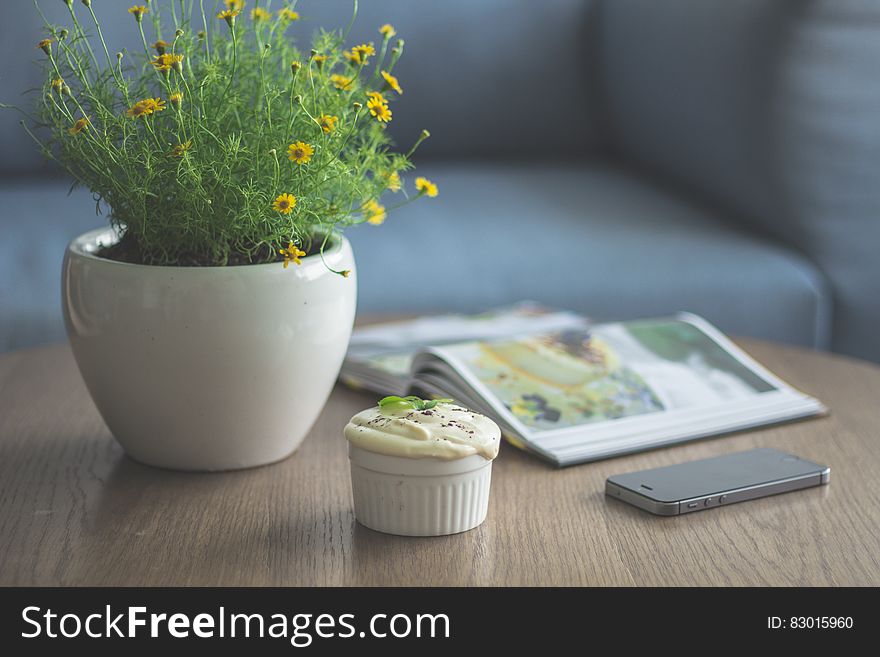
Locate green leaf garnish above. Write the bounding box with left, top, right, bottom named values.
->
left=378, top=395, right=454, bottom=411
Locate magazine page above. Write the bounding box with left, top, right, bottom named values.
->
left=341, top=302, right=588, bottom=394
left=417, top=313, right=827, bottom=465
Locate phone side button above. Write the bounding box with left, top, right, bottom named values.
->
left=686, top=501, right=699, bottom=510
left=704, top=497, right=714, bottom=507
left=719, top=495, right=728, bottom=504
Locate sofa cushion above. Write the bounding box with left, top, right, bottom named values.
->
left=0, top=180, right=103, bottom=351
left=774, top=0, right=880, bottom=361
left=598, top=0, right=880, bottom=361
left=348, top=163, right=832, bottom=349
left=0, top=164, right=831, bottom=354
left=598, top=0, right=791, bottom=231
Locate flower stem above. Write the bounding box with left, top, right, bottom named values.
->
left=59, top=1, right=101, bottom=77
left=222, top=25, right=238, bottom=107
left=259, top=48, right=272, bottom=130
left=343, top=0, right=359, bottom=42
left=285, top=67, right=301, bottom=136
left=199, top=0, right=210, bottom=60
left=372, top=38, right=390, bottom=83
left=85, top=4, right=124, bottom=89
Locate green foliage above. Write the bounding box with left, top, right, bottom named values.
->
left=378, top=396, right=454, bottom=412
left=17, top=0, right=433, bottom=266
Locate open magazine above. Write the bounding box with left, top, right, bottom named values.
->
left=341, top=306, right=827, bottom=466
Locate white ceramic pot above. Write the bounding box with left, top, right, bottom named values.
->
left=348, top=445, right=494, bottom=536
left=62, top=228, right=356, bottom=471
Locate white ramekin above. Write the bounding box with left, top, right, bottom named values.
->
left=348, top=445, right=494, bottom=536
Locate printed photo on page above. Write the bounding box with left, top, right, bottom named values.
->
left=429, top=316, right=787, bottom=435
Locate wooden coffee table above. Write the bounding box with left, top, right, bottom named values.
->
left=1, top=337, right=879, bottom=586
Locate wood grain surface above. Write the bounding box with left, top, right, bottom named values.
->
left=1, top=338, right=879, bottom=586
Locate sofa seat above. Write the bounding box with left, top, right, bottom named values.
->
left=347, top=163, right=831, bottom=349
left=0, top=163, right=831, bottom=352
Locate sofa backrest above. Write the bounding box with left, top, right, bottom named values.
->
left=0, top=0, right=601, bottom=174
left=599, top=0, right=880, bottom=362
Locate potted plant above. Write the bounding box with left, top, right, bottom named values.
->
left=11, top=0, right=437, bottom=470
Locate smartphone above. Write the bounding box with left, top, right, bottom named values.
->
left=605, top=448, right=830, bottom=516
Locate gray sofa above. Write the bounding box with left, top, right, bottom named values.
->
left=2, top=0, right=878, bottom=361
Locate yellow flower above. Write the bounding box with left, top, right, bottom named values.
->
left=126, top=102, right=149, bottom=119
left=251, top=7, right=270, bottom=21
left=170, top=140, right=193, bottom=157
left=224, top=0, right=244, bottom=9
left=346, top=44, right=376, bottom=65
left=386, top=171, right=401, bottom=192
left=279, top=241, right=307, bottom=268
left=379, top=24, right=397, bottom=39
left=317, top=114, right=338, bottom=133
left=273, top=193, right=297, bottom=215
left=278, top=8, right=300, bottom=21
left=381, top=70, right=403, bottom=95
left=366, top=91, right=385, bottom=104
left=330, top=74, right=354, bottom=90
left=352, top=43, right=376, bottom=64
left=363, top=199, right=387, bottom=225
left=37, top=38, right=54, bottom=55
left=416, top=177, right=439, bottom=198
left=312, top=54, right=328, bottom=69
left=169, top=91, right=183, bottom=108
left=152, top=40, right=169, bottom=55
left=367, top=96, right=392, bottom=123
left=152, top=53, right=184, bottom=72
left=286, top=141, right=314, bottom=164
left=50, top=77, right=64, bottom=94
left=217, top=9, right=239, bottom=26
left=128, top=5, right=148, bottom=22
left=68, top=117, right=89, bottom=135
left=126, top=97, right=166, bottom=118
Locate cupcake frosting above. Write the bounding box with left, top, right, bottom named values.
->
left=344, top=403, right=501, bottom=461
